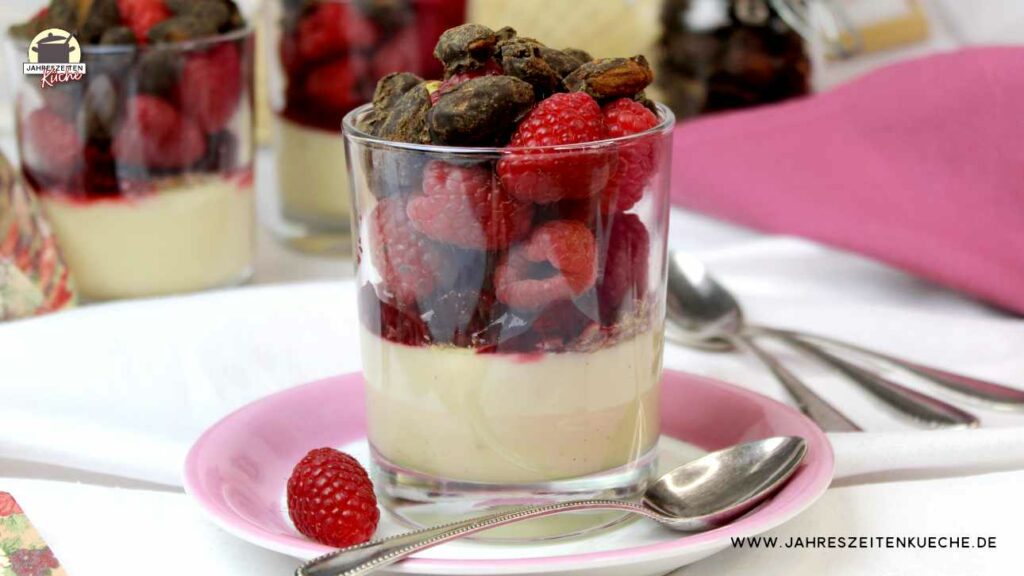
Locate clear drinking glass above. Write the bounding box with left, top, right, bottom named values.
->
left=267, top=0, right=465, bottom=254
left=344, top=102, right=674, bottom=537
left=4, top=28, right=256, bottom=301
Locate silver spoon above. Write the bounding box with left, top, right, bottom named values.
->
left=297, top=437, right=807, bottom=576
left=667, top=252, right=981, bottom=429
left=666, top=252, right=862, bottom=431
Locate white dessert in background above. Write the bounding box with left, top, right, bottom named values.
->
left=40, top=176, right=254, bottom=300
left=275, top=116, right=351, bottom=229
left=362, top=328, right=663, bottom=484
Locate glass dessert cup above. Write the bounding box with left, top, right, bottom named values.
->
left=4, top=28, right=256, bottom=301
left=268, top=0, right=465, bottom=255
left=344, top=102, right=675, bottom=539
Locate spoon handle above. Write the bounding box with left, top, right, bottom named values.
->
left=732, top=334, right=862, bottom=432
left=768, top=332, right=979, bottom=428
left=765, top=327, right=1024, bottom=410
left=297, top=500, right=655, bottom=576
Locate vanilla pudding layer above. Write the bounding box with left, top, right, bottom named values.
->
left=41, top=177, right=254, bottom=300
left=275, top=116, right=351, bottom=228
left=363, top=328, right=663, bottom=484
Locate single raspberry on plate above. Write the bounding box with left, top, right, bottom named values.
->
left=407, top=161, right=533, bottom=250
left=368, top=197, right=443, bottom=304
left=117, top=0, right=171, bottom=43
left=497, top=92, right=614, bottom=204
left=430, top=59, right=503, bottom=104
left=495, top=220, right=597, bottom=310
left=20, top=108, right=82, bottom=180
left=287, top=448, right=379, bottom=548
left=304, top=57, right=368, bottom=111
left=179, top=42, right=243, bottom=133
left=597, top=213, right=650, bottom=321
left=113, top=95, right=206, bottom=170
left=598, top=98, right=660, bottom=213
left=296, top=2, right=378, bottom=62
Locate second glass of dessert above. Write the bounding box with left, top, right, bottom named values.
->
left=6, top=0, right=256, bottom=301
left=269, top=0, right=465, bottom=253
left=345, top=24, right=674, bottom=536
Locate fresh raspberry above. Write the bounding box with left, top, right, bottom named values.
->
left=598, top=98, right=660, bottom=213
left=497, top=92, right=613, bottom=205
left=495, top=220, right=597, bottom=310
left=179, top=43, right=243, bottom=133
left=296, top=2, right=378, bottom=62
left=597, top=213, right=650, bottom=321
left=287, top=448, right=379, bottom=548
left=117, top=0, right=171, bottom=43
left=407, top=161, right=533, bottom=250
left=430, top=59, right=503, bottom=104
left=8, top=548, right=60, bottom=576
left=368, top=197, right=443, bottom=304
left=304, top=57, right=367, bottom=111
left=113, top=95, right=206, bottom=170
left=20, top=108, right=82, bottom=180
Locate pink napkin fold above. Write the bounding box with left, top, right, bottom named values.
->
left=670, top=47, right=1024, bottom=315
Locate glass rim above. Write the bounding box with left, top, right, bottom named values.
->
left=342, top=101, right=676, bottom=154
left=4, top=24, right=254, bottom=54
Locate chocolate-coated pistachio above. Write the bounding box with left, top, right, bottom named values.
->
left=428, top=76, right=535, bottom=146
left=565, top=55, right=653, bottom=100
left=499, top=41, right=562, bottom=95
left=434, top=23, right=498, bottom=76
left=360, top=72, right=423, bottom=135
left=378, top=83, right=432, bottom=144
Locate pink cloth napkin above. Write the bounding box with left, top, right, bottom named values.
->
left=670, top=47, right=1024, bottom=315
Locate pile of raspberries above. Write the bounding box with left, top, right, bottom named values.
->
left=359, top=24, right=664, bottom=353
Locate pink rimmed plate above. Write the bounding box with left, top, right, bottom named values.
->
left=183, top=371, right=833, bottom=575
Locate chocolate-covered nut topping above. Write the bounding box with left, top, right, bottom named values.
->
left=378, top=83, right=433, bottom=144
left=538, top=47, right=588, bottom=78
left=498, top=41, right=562, bottom=95
left=427, top=76, right=535, bottom=146
left=564, top=56, right=654, bottom=100
left=434, top=23, right=499, bottom=76
left=360, top=72, right=424, bottom=135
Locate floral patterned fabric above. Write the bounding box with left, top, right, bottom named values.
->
left=0, top=152, right=76, bottom=320
left=0, top=492, right=67, bottom=576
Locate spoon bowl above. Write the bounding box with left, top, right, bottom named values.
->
left=644, top=436, right=808, bottom=530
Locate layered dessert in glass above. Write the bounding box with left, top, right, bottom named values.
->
left=270, top=0, right=464, bottom=252
left=6, top=1, right=255, bottom=300
left=344, top=23, right=674, bottom=531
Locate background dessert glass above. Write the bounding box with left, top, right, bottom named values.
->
left=267, top=0, right=465, bottom=254
left=4, top=27, right=256, bottom=301
left=344, top=102, right=675, bottom=537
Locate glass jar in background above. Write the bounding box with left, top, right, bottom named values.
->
left=657, top=0, right=812, bottom=119
left=344, top=102, right=674, bottom=536
left=268, top=0, right=465, bottom=255
left=4, top=28, right=256, bottom=301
